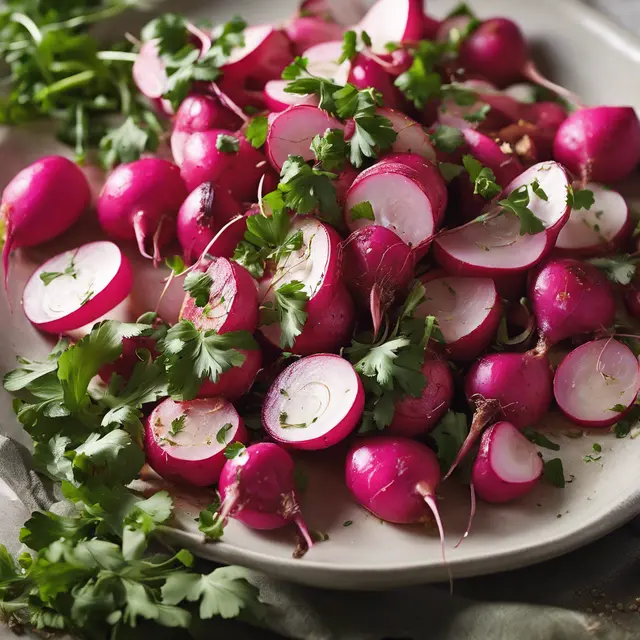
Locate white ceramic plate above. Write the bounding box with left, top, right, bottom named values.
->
left=2, top=0, right=640, bottom=591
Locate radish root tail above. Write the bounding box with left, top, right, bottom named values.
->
left=522, top=60, right=585, bottom=108
left=293, top=513, right=314, bottom=554
left=455, top=481, right=476, bottom=549
left=133, top=211, right=154, bottom=261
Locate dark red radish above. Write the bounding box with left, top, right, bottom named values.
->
left=625, top=277, right=640, bottom=321
left=97, top=158, right=187, bottom=263
left=340, top=225, right=414, bottom=333
left=180, top=129, right=276, bottom=201
left=259, top=217, right=355, bottom=354
left=528, top=258, right=615, bottom=346
left=180, top=258, right=258, bottom=334
left=553, top=106, right=640, bottom=184
left=471, top=421, right=542, bottom=503
left=388, top=354, right=454, bottom=438
left=262, top=353, right=364, bottom=450
left=378, top=108, right=437, bottom=162
left=132, top=40, right=168, bottom=99
left=555, top=184, right=630, bottom=257
left=422, top=13, right=441, bottom=40
left=356, top=0, right=423, bottom=54
left=554, top=338, right=640, bottom=428
left=264, top=79, right=319, bottom=112
left=492, top=271, right=527, bottom=301
left=335, top=165, right=359, bottom=204
left=285, top=16, right=344, bottom=55
left=176, top=182, right=243, bottom=263
left=216, top=442, right=314, bottom=551
left=23, top=242, right=132, bottom=335
left=145, top=397, right=247, bottom=487
left=170, top=94, right=242, bottom=166
left=265, top=105, right=344, bottom=172
left=415, top=275, right=502, bottom=361
left=198, top=347, right=262, bottom=401
left=1, top=156, right=91, bottom=286
left=348, top=55, right=402, bottom=110
left=461, top=129, right=524, bottom=186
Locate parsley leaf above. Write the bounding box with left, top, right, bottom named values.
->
left=311, top=128, right=348, bottom=171
left=530, top=178, right=548, bottom=201
left=169, top=415, right=186, bottom=437
left=215, top=133, right=240, bottom=154
left=184, top=271, right=213, bottom=307
left=462, top=155, right=502, bottom=199
left=224, top=442, right=246, bottom=459
left=566, top=185, right=595, bottom=210
left=543, top=458, right=566, bottom=488
left=216, top=423, right=233, bottom=445
left=430, top=125, right=464, bottom=153
left=349, top=201, right=375, bottom=221
left=98, top=114, right=161, bottom=171
left=588, top=255, right=637, bottom=285
left=431, top=411, right=469, bottom=473
left=261, top=281, right=309, bottom=349
left=439, top=162, right=464, bottom=182
left=524, top=429, right=560, bottom=451
left=245, top=115, right=268, bottom=149
left=498, top=184, right=545, bottom=235
left=394, top=41, right=443, bottom=109
left=339, top=30, right=358, bottom=63
left=39, top=253, right=78, bottom=286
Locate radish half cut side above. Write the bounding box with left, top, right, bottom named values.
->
left=23, top=241, right=133, bottom=335
left=356, top=0, right=423, bottom=53
left=554, top=339, right=640, bottom=428
left=416, top=275, right=501, bottom=361
left=554, top=183, right=630, bottom=257
left=378, top=108, right=437, bottom=162
left=302, top=41, right=349, bottom=83
left=262, top=353, right=365, bottom=450
left=264, top=80, right=319, bottom=112
left=145, top=397, right=248, bottom=487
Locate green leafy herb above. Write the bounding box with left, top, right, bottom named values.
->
left=216, top=423, right=233, bottom=445
left=610, top=403, right=627, bottom=412
left=593, top=442, right=602, bottom=452
left=566, top=185, right=595, bottom=210
left=524, top=429, right=560, bottom=451
left=542, top=458, right=565, bottom=488
left=462, top=155, right=501, bottom=199
left=343, top=520, right=353, bottom=527
left=224, top=442, right=246, bottom=459
left=349, top=201, right=375, bottom=222
left=438, top=162, right=464, bottom=182
left=165, top=254, right=186, bottom=275
left=198, top=506, right=225, bottom=540
left=311, top=128, right=348, bottom=171
left=169, top=415, right=186, bottom=437
left=431, top=411, right=469, bottom=473
left=588, top=255, right=637, bottom=285
left=184, top=271, right=213, bottom=307
left=261, top=281, right=310, bottom=350
left=530, top=178, right=548, bottom=201
left=215, top=133, right=240, bottom=154
left=583, top=454, right=602, bottom=463
left=339, top=30, right=357, bottom=62
left=394, top=40, right=443, bottom=109
left=98, top=113, right=161, bottom=170
left=498, top=184, right=545, bottom=235
left=246, top=115, right=268, bottom=148
left=39, top=253, right=78, bottom=286
left=430, top=125, right=464, bottom=153
left=461, top=103, right=490, bottom=123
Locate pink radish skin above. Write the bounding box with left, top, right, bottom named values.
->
left=416, top=275, right=502, bottom=362
left=99, top=335, right=157, bottom=384
left=356, top=0, right=424, bottom=54
left=263, top=80, right=319, bottom=112
left=262, top=353, right=364, bottom=450
left=198, top=348, right=262, bottom=401
left=265, top=105, right=345, bottom=173
left=377, top=109, right=437, bottom=162
left=180, top=129, right=277, bottom=201
left=285, top=17, right=344, bottom=55
left=348, top=55, right=402, bottom=110
left=180, top=257, right=258, bottom=334
left=554, top=339, right=640, bottom=428
left=553, top=106, right=640, bottom=184
left=335, top=165, right=359, bottom=205
left=2, top=156, right=91, bottom=285
left=471, top=421, right=542, bottom=503
left=528, top=258, right=615, bottom=346
left=527, top=102, right=567, bottom=132
left=145, top=397, right=247, bottom=487
left=461, top=129, right=524, bottom=186
left=388, top=355, right=454, bottom=437
left=176, top=182, right=242, bottom=263
left=23, top=241, right=133, bottom=335
left=97, top=158, right=187, bottom=262
left=217, top=443, right=314, bottom=552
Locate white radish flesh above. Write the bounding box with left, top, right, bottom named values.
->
left=264, top=80, right=319, bottom=112
left=302, top=40, right=349, bottom=83
left=379, top=108, right=437, bottom=162
left=356, top=0, right=423, bottom=54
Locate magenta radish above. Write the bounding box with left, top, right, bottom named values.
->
left=23, top=241, right=133, bottom=335
left=422, top=13, right=441, bottom=39
left=262, top=354, right=364, bottom=450
left=554, top=338, right=640, bottom=428
left=180, top=129, right=276, bottom=201
left=471, top=421, right=542, bottom=503
left=388, top=354, right=454, bottom=437
left=527, top=102, right=567, bottom=132
left=553, top=106, right=640, bottom=183
left=145, top=397, right=247, bottom=487
left=415, top=275, right=502, bottom=361
left=97, top=158, right=187, bottom=262
left=264, top=79, right=319, bottom=112
left=348, top=55, right=402, bottom=110
left=335, top=165, right=359, bottom=204
left=259, top=217, right=355, bottom=354
left=625, top=277, right=640, bottom=321
left=528, top=258, right=615, bottom=346
left=265, top=105, right=345, bottom=172
left=356, top=0, right=424, bottom=54
left=461, top=129, right=524, bottom=186
left=285, top=16, right=344, bottom=55
left=198, top=347, right=262, bottom=401
left=216, top=442, right=314, bottom=551
left=132, top=40, right=168, bottom=99
left=1, top=156, right=91, bottom=285
left=176, top=182, right=243, bottom=263
left=340, top=225, right=414, bottom=333
left=378, top=108, right=437, bottom=162
left=180, top=257, right=258, bottom=334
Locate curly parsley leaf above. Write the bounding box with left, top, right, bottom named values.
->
left=245, top=115, right=268, bottom=149
left=261, top=281, right=309, bottom=350
left=311, top=128, right=348, bottom=171
left=462, top=155, right=501, bottom=199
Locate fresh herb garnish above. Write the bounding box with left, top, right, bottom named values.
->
left=349, top=201, right=375, bottom=222
left=498, top=184, right=545, bottom=235
left=224, top=442, right=246, bottom=459
left=566, top=185, right=595, bottom=210
left=245, top=114, right=268, bottom=149
left=542, top=458, right=565, bottom=488
left=215, top=133, right=240, bottom=154
left=524, top=429, right=560, bottom=451
left=261, top=281, right=310, bottom=350
left=169, top=414, right=186, bottom=437
left=462, top=155, right=501, bottom=199
left=430, top=125, right=465, bottom=153
left=311, top=128, right=349, bottom=171
left=39, top=254, right=78, bottom=286
left=216, top=423, right=233, bottom=445
left=588, top=255, right=638, bottom=285
left=184, top=271, right=213, bottom=308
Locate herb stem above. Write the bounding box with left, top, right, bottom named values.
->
left=10, top=12, right=42, bottom=44
left=36, top=70, right=97, bottom=101
left=97, top=51, right=138, bottom=63
left=43, top=4, right=127, bottom=32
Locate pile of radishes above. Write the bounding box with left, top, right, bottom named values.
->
left=4, top=0, right=640, bottom=561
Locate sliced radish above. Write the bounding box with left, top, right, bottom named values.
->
left=262, top=354, right=364, bottom=450
left=356, top=0, right=424, bottom=54
left=554, top=339, right=640, bottom=428
left=555, top=183, right=630, bottom=257
left=378, top=108, right=437, bottom=162
left=302, top=40, right=349, bottom=83
left=461, top=129, right=523, bottom=186
left=144, top=397, right=247, bottom=487
left=471, top=421, right=543, bottom=503
left=416, top=275, right=502, bottom=361
left=285, top=16, right=344, bottom=55
left=132, top=40, right=167, bottom=99
left=264, top=79, right=319, bottom=112
left=23, top=242, right=133, bottom=335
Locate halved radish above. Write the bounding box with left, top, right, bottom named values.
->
left=264, top=79, right=319, bottom=112
left=554, top=184, right=630, bottom=257
left=415, top=275, right=501, bottom=361
left=471, top=421, right=543, bottom=503
left=144, top=397, right=247, bottom=487
left=554, top=339, right=640, bottom=428
left=285, top=16, right=344, bottom=55
left=378, top=108, right=437, bottom=162
left=302, top=40, right=349, bottom=82
left=23, top=242, right=133, bottom=335
left=132, top=40, right=168, bottom=99
left=262, top=353, right=364, bottom=450
left=265, top=105, right=344, bottom=172
left=356, top=0, right=424, bottom=54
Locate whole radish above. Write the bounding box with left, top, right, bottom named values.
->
left=528, top=258, right=615, bottom=347
left=348, top=54, right=402, bottom=110
left=553, top=106, right=640, bottom=183
left=97, top=158, right=187, bottom=263
left=216, top=443, right=314, bottom=553
left=1, top=156, right=91, bottom=286
left=284, top=16, right=344, bottom=55
left=198, top=347, right=262, bottom=401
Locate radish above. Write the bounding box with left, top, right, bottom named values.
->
left=285, top=17, right=344, bottom=55
left=348, top=55, right=402, bottom=110
left=415, top=275, right=502, bottom=361
left=198, top=347, right=262, bottom=402
left=301, top=40, right=349, bottom=82
left=471, top=421, right=543, bottom=503
left=378, top=108, right=437, bottom=162
left=335, top=165, right=359, bottom=205
left=132, top=40, right=167, bottom=100
left=2, top=156, right=91, bottom=286
left=527, top=102, right=567, bottom=132
left=340, top=225, right=414, bottom=333
left=259, top=217, right=355, bottom=355
left=216, top=442, right=314, bottom=552
left=461, top=129, right=524, bottom=186
left=422, top=13, right=441, bottom=40
left=388, top=354, right=454, bottom=438
left=97, top=158, right=187, bottom=263
left=528, top=258, right=615, bottom=347
left=553, top=106, right=640, bottom=183
left=356, top=0, right=424, bottom=54
left=180, top=257, right=258, bottom=334
left=23, top=242, right=132, bottom=335
left=176, top=182, right=243, bottom=263
left=262, top=353, right=364, bottom=449
left=554, top=338, right=640, bottom=428
left=264, top=80, right=319, bottom=112
left=180, top=129, right=276, bottom=201
left=265, top=105, right=344, bottom=173
left=99, top=334, right=157, bottom=384
left=625, top=277, right=640, bottom=321
left=145, top=397, right=247, bottom=487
